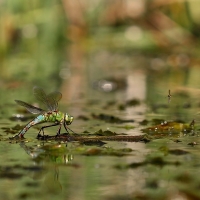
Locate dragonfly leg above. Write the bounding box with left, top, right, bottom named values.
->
left=38, top=122, right=60, bottom=138
left=56, top=124, right=62, bottom=136
left=63, top=121, right=70, bottom=135
left=64, top=120, right=76, bottom=134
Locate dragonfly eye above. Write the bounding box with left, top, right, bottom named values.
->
left=65, top=114, right=73, bottom=125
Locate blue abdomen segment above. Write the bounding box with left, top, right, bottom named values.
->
left=18, top=115, right=45, bottom=137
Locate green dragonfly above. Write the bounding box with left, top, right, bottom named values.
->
left=13, top=87, right=74, bottom=139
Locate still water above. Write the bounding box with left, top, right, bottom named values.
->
left=1, top=59, right=200, bottom=200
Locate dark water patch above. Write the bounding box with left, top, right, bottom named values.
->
left=77, top=115, right=90, bottom=121
left=126, top=99, right=141, bottom=106
left=187, top=141, right=198, bottom=146
left=22, top=166, right=44, bottom=172
left=0, top=171, right=23, bottom=179
left=159, top=146, right=190, bottom=155
left=175, top=172, right=193, bottom=183
left=81, top=129, right=126, bottom=137
left=82, top=147, right=133, bottom=157
left=25, top=182, right=39, bottom=187
left=182, top=102, right=192, bottom=108
left=63, top=163, right=81, bottom=168
left=145, top=156, right=171, bottom=167
left=151, top=104, right=169, bottom=112
left=81, top=140, right=106, bottom=146
left=173, top=139, right=182, bottom=143
left=18, top=192, right=31, bottom=199
left=115, top=156, right=181, bottom=170
left=92, top=113, right=134, bottom=123
left=86, top=99, right=101, bottom=105
left=0, top=164, right=44, bottom=180
left=169, top=149, right=190, bottom=155
left=0, top=165, right=23, bottom=179
left=118, top=104, right=126, bottom=111
left=139, top=119, right=149, bottom=125
left=82, top=130, right=90, bottom=134
left=2, top=124, right=23, bottom=134
left=94, top=129, right=117, bottom=136
left=118, top=98, right=140, bottom=110
left=145, top=179, right=159, bottom=189
left=103, top=100, right=117, bottom=109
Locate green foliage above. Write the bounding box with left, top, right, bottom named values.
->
left=0, top=0, right=67, bottom=88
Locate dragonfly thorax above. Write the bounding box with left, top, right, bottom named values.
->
left=65, top=113, right=73, bottom=125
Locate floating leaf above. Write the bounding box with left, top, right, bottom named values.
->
left=141, top=121, right=193, bottom=136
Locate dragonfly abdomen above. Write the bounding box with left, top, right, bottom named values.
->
left=19, top=115, right=46, bottom=137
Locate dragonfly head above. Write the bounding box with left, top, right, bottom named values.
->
left=65, top=113, right=73, bottom=125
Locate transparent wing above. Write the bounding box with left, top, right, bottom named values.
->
left=33, top=86, right=62, bottom=111
left=33, top=86, right=48, bottom=106
left=47, top=91, right=62, bottom=111
left=15, top=100, right=44, bottom=114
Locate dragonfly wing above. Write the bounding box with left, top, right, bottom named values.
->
left=48, top=91, right=62, bottom=102
left=33, top=86, right=62, bottom=111
left=33, top=86, right=53, bottom=111
left=33, top=87, right=48, bottom=105
left=15, top=100, right=44, bottom=114
left=47, top=91, right=62, bottom=111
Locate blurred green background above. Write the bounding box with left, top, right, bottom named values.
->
left=1, top=0, right=200, bottom=89
left=1, top=0, right=200, bottom=116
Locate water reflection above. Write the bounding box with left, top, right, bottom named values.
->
left=19, top=142, right=74, bottom=194
left=14, top=139, right=149, bottom=200
left=20, top=142, right=74, bottom=164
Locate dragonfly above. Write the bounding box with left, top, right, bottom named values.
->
left=13, top=87, right=74, bottom=139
